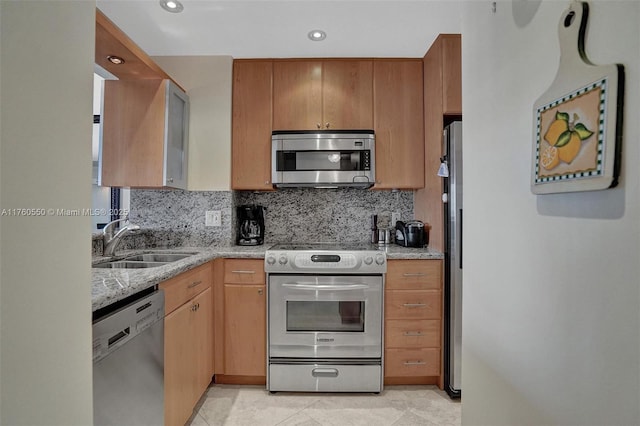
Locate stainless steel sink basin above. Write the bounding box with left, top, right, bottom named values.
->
left=123, top=253, right=194, bottom=262
left=93, top=251, right=198, bottom=269
left=93, top=261, right=170, bottom=269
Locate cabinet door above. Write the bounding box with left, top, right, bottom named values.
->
left=101, top=79, right=166, bottom=187
left=373, top=60, right=424, bottom=189
left=192, top=288, right=213, bottom=400
left=441, top=35, right=462, bottom=115
left=232, top=60, right=274, bottom=190
left=224, top=283, right=266, bottom=376
left=273, top=61, right=322, bottom=130
left=165, top=288, right=212, bottom=426
left=322, top=60, right=373, bottom=130
left=164, top=297, right=197, bottom=426
left=165, top=80, right=189, bottom=189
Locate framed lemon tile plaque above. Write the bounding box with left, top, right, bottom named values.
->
left=531, top=2, right=624, bottom=194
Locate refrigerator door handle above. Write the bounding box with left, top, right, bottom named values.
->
left=459, top=208, right=463, bottom=270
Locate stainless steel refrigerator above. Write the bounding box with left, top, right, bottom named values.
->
left=442, top=121, right=462, bottom=398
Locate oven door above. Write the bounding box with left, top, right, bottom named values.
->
left=268, top=274, right=383, bottom=359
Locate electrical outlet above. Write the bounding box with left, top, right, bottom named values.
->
left=205, top=210, right=222, bottom=227
left=391, top=212, right=401, bottom=225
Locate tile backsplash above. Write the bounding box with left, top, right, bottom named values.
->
left=235, top=188, right=413, bottom=244
left=121, top=188, right=413, bottom=248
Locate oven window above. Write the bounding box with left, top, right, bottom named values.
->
left=286, top=301, right=364, bottom=332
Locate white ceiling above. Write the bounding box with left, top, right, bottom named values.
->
left=96, top=0, right=462, bottom=58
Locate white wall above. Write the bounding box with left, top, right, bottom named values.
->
left=461, top=1, right=639, bottom=425
left=153, top=56, right=233, bottom=191
left=0, top=1, right=94, bottom=424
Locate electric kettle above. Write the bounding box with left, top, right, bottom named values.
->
left=395, top=220, right=427, bottom=248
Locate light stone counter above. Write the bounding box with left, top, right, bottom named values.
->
left=92, top=244, right=442, bottom=313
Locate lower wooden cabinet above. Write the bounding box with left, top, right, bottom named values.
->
left=160, top=262, right=213, bottom=426
left=384, top=259, right=443, bottom=387
left=214, top=258, right=266, bottom=384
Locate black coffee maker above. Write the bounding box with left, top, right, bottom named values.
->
left=236, top=205, right=265, bottom=246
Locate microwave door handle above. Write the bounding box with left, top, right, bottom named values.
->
left=281, top=283, right=370, bottom=291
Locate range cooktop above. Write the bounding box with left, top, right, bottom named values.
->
left=268, top=242, right=376, bottom=251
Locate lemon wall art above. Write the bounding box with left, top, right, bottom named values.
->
left=531, top=2, right=624, bottom=194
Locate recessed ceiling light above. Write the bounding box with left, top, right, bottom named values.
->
left=160, top=0, right=184, bottom=13
left=107, top=55, right=125, bottom=65
left=308, top=30, right=327, bottom=41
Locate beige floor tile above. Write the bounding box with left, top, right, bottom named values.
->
left=188, top=385, right=461, bottom=426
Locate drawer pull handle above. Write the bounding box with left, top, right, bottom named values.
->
left=190, top=303, right=200, bottom=312
left=403, top=273, right=426, bottom=277
left=231, top=270, right=256, bottom=274
left=404, top=361, right=426, bottom=366
left=403, top=303, right=426, bottom=308
left=312, top=368, right=339, bottom=378
left=404, top=331, right=423, bottom=336
left=187, top=280, right=202, bottom=289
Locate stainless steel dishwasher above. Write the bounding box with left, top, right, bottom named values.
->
left=93, top=289, right=164, bottom=426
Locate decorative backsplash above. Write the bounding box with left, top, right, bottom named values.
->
left=119, top=188, right=413, bottom=249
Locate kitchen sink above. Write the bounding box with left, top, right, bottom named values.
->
left=93, top=251, right=199, bottom=269
left=93, top=261, right=170, bottom=269
left=122, top=253, right=195, bottom=263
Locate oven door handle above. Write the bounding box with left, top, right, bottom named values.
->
left=281, top=283, right=370, bottom=291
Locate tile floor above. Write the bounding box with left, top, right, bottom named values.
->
left=187, top=385, right=461, bottom=426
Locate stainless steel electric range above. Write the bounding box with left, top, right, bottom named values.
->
left=265, top=243, right=386, bottom=393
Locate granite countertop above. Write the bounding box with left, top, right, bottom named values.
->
left=92, top=244, right=443, bottom=312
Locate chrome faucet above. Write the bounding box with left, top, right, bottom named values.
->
left=102, top=217, right=140, bottom=257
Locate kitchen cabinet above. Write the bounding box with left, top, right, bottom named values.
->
left=100, top=78, right=189, bottom=189
left=415, top=34, right=461, bottom=251
left=384, top=259, right=443, bottom=386
left=373, top=59, right=425, bottom=189
left=160, top=263, right=213, bottom=426
left=232, top=60, right=273, bottom=191
left=214, top=258, right=266, bottom=384
left=272, top=59, right=373, bottom=130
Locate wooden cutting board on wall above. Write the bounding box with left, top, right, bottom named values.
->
left=531, top=1, right=624, bottom=194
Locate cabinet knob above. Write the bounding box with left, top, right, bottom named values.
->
left=325, top=122, right=330, bottom=129
left=264, top=180, right=270, bottom=185
left=316, top=123, right=321, bottom=129
left=258, top=288, right=263, bottom=295
left=168, top=177, right=174, bottom=183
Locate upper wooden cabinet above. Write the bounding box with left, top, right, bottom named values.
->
left=232, top=60, right=273, bottom=191
left=415, top=34, right=461, bottom=252
left=373, top=59, right=425, bottom=189
left=100, top=79, right=190, bottom=189
left=272, top=60, right=373, bottom=130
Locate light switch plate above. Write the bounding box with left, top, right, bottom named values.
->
left=205, top=210, right=221, bottom=227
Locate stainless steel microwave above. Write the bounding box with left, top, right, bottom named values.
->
left=271, top=131, right=375, bottom=189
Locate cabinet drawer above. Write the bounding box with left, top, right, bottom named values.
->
left=224, top=259, right=265, bottom=284
left=385, top=319, right=440, bottom=348
left=385, top=290, right=441, bottom=320
left=385, top=348, right=440, bottom=377
left=386, top=260, right=442, bottom=290
left=160, top=263, right=212, bottom=315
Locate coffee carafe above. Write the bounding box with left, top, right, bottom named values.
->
left=236, top=205, right=265, bottom=246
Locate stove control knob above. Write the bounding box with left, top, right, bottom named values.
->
left=375, top=255, right=385, bottom=265
left=279, top=255, right=288, bottom=265
left=364, top=256, right=374, bottom=265
left=266, top=255, right=276, bottom=265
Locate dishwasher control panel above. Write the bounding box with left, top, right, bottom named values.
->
left=92, top=290, right=164, bottom=363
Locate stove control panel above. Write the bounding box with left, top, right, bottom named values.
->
left=265, top=250, right=386, bottom=274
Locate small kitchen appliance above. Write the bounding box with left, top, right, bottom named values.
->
left=236, top=205, right=265, bottom=246
left=395, top=220, right=427, bottom=248
left=265, top=242, right=386, bottom=393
